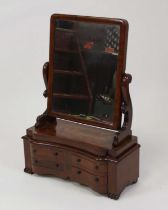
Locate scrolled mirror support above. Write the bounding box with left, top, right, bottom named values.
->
left=112, top=73, right=132, bottom=147
left=35, top=62, right=57, bottom=129
left=42, top=62, right=49, bottom=98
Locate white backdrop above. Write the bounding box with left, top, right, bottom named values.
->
left=0, top=0, right=168, bottom=209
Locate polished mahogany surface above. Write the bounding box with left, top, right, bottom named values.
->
left=23, top=14, right=139, bottom=200
left=27, top=119, right=137, bottom=157
left=24, top=119, right=139, bottom=199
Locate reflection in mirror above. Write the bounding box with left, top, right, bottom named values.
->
left=51, top=19, right=120, bottom=122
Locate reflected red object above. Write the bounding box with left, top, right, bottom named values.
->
left=105, top=47, right=114, bottom=53
left=83, top=41, right=94, bottom=49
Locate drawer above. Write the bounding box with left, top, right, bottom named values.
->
left=71, top=153, right=107, bottom=175
left=30, top=142, right=64, bottom=163
left=70, top=167, right=107, bottom=194
left=32, top=158, right=64, bottom=171
left=32, top=165, right=67, bottom=179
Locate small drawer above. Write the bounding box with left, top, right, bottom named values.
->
left=70, top=167, right=107, bottom=194
left=32, top=158, right=64, bottom=171
left=31, top=165, right=67, bottom=179
left=71, top=153, right=107, bottom=175
left=30, top=142, right=64, bottom=163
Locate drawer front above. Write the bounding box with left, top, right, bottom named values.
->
left=32, top=159, right=64, bottom=171
left=30, top=142, right=64, bottom=162
left=29, top=142, right=107, bottom=194
left=32, top=165, right=67, bottom=179
left=70, top=167, right=107, bottom=194
left=30, top=142, right=65, bottom=172
left=71, top=153, right=107, bottom=175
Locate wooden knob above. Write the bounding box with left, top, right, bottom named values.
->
left=95, top=177, right=99, bottom=182
left=35, top=160, right=38, bottom=164
left=95, top=165, right=99, bottom=170
left=77, top=158, right=81, bottom=162
left=54, top=152, right=58, bottom=156
left=33, top=149, right=36, bottom=153
left=56, top=163, right=59, bottom=168
left=77, top=170, right=81, bottom=175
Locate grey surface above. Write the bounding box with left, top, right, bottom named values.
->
left=0, top=0, right=168, bottom=209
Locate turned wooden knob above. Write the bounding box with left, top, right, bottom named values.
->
left=33, top=149, right=36, bottom=153
left=54, top=152, right=58, bottom=156
left=95, top=177, right=99, bottom=182
left=77, top=170, right=81, bottom=175
left=77, top=158, right=81, bottom=162
left=95, top=165, right=99, bottom=170
left=56, top=163, right=59, bottom=168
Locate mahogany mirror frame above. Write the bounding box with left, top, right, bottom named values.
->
left=47, top=14, right=129, bottom=130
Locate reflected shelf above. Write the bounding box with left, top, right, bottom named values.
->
left=53, top=93, right=90, bottom=100
left=53, top=69, right=83, bottom=76
left=56, top=27, right=76, bottom=33
left=55, top=47, right=119, bottom=56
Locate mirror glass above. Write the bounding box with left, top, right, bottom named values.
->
left=51, top=19, right=120, bottom=122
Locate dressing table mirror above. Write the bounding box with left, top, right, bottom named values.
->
left=22, top=14, right=140, bottom=199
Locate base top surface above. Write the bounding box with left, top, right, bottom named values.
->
left=26, top=119, right=136, bottom=156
